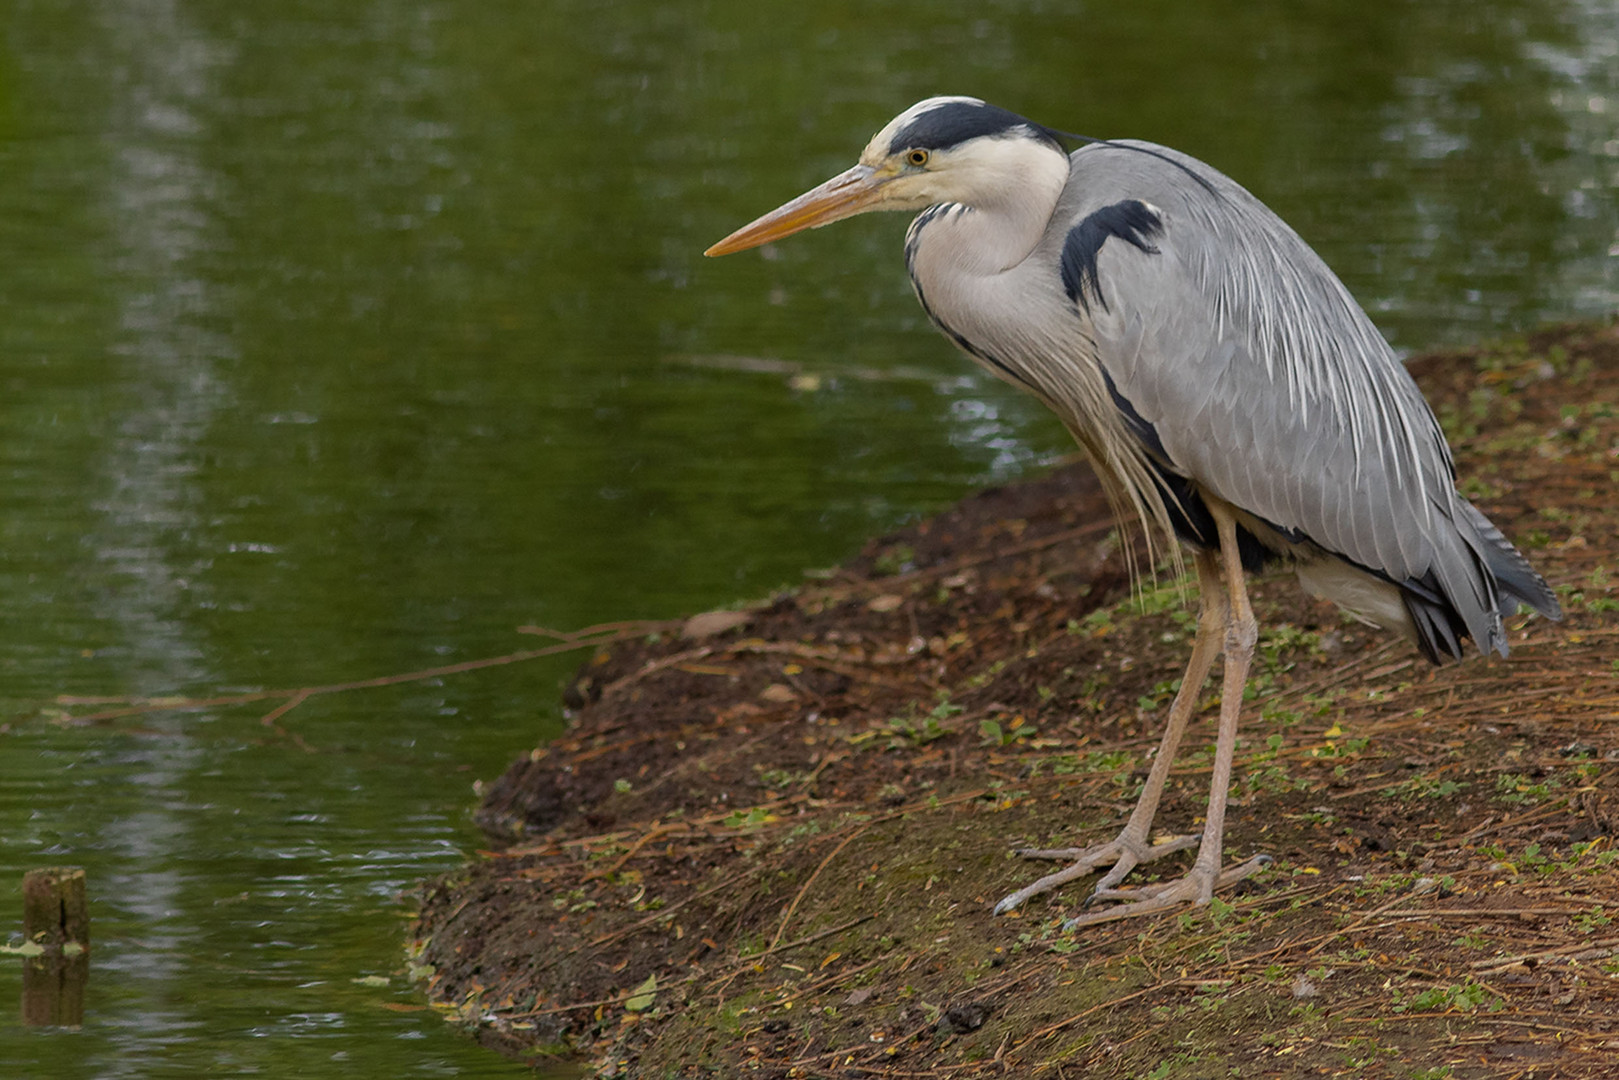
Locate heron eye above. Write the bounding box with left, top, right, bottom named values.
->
left=906, top=149, right=930, bottom=167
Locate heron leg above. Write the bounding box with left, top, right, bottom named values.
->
left=1064, top=506, right=1267, bottom=926
left=991, top=551, right=1224, bottom=916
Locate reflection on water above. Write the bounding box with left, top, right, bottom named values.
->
left=0, top=0, right=1614, bottom=1075
left=92, top=0, right=231, bottom=1029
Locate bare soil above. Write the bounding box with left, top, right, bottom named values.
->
left=411, top=320, right=1619, bottom=1079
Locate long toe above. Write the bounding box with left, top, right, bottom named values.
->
left=1087, top=833, right=1201, bottom=894
left=1214, top=853, right=1273, bottom=889
left=1069, top=853, right=1272, bottom=927
left=1065, top=878, right=1207, bottom=928
left=994, top=832, right=1205, bottom=914
left=994, top=860, right=1101, bottom=914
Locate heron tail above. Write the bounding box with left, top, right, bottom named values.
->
left=1459, top=501, right=1561, bottom=623
left=1403, top=499, right=1560, bottom=665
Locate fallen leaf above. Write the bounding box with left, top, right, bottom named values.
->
left=682, top=611, right=751, bottom=639
left=625, top=974, right=658, bottom=1012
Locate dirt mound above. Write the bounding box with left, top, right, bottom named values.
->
left=412, top=321, right=1619, bottom=1079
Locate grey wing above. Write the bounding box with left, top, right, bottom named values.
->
left=1061, top=143, right=1514, bottom=653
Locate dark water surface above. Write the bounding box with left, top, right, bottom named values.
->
left=1, top=0, right=1614, bottom=1075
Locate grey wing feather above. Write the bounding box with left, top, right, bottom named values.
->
left=1058, top=141, right=1556, bottom=655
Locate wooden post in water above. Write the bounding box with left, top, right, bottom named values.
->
left=21, top=867, right=90, bottom=1028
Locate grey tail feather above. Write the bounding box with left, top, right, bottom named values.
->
left=1460, top=501, right=1561, bottom=622
left=1403, top=502, right=1560, bottom=666
left=1401, top=570, right=1473, bottom=665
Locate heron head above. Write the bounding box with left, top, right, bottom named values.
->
left=705, top=96, right=1069, bottom=257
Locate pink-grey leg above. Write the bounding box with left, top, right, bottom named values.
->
left=994, top=509, right=1270, bottom=924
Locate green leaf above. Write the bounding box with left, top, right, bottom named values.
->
left=624, top=973, right=657, bottom=1012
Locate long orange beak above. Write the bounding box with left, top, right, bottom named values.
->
left=705, top=164, right=889, bottom=256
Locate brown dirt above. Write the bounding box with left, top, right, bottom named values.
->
left=411, top=320, right=1619, bottom=1079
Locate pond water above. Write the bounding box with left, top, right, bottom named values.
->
left=1, top=0, right=1614, bottom=1075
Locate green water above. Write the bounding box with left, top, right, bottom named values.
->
left=0, top=0, right=1613, bottom=1075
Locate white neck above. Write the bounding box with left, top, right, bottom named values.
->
left=908, top=138, right=1069, bottom=275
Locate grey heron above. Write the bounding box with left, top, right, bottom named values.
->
left=705, top=96, right=1560, bottom=925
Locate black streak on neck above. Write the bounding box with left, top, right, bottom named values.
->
left=905, top=205, right=1033, bottom=392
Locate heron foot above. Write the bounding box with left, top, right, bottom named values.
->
left=991, top=831, right=1202, bottom=915
left=1063, top=853, right=1273, bottom=928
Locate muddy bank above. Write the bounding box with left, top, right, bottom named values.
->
left=413, top=321, right=1619, bottom=1079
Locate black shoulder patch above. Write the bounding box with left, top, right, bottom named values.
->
left=1060, top=200, right=1164, bottom=313
left=890, top=101, right=1062, bottom=155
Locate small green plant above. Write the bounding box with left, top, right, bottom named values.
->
left=861, top=695, right=967, bottom=749
left=1566, top=839, right=1619, bottom=873
left=882, top=713, right=947, bottom=748
left=1392, top=978, right=1499, bottom=1014
left=1242, top=761, right=1310, bottom=796
left=1384, top=776, right=1469, bottom=800
left=1242, top=670, right=1277, bottom=701
left=1261, top=703, right=1302, bottom=728
left=1302, top=691, right=1340, bottom=718
left=1136, top=678, right=1180, bottom=712
left=873, top=543, right=916, bottom=576
left=1130, top=577, right=1191, bottom=617
left=1073, top=608, right=1114, bottom=636
left=722, top=807, right=777, bottom=830
left=1311, top=732, right=1370, bottom=759
left=1087, top=750, right=1135, bottom=773
left=1341, top=1035, right=1393, bottom=1069
left=550, top=888, right=597, bottom=913
left=1574, top=906, right=1612, bottom=934
left=1495, top=772, right=1559, bottom=805
left=1259, top=623, right=1322, bottom=662
left=756, top=767, right=799, bottom=789
left=979, top=716, right=1037, bottom=746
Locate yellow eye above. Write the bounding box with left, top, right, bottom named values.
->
left=906, top=148, right=930, bottom=167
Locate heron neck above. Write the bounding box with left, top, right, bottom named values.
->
left=903, top=147, right=1069, bottom=367
left=911, top=169, right=1066, bottom=277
